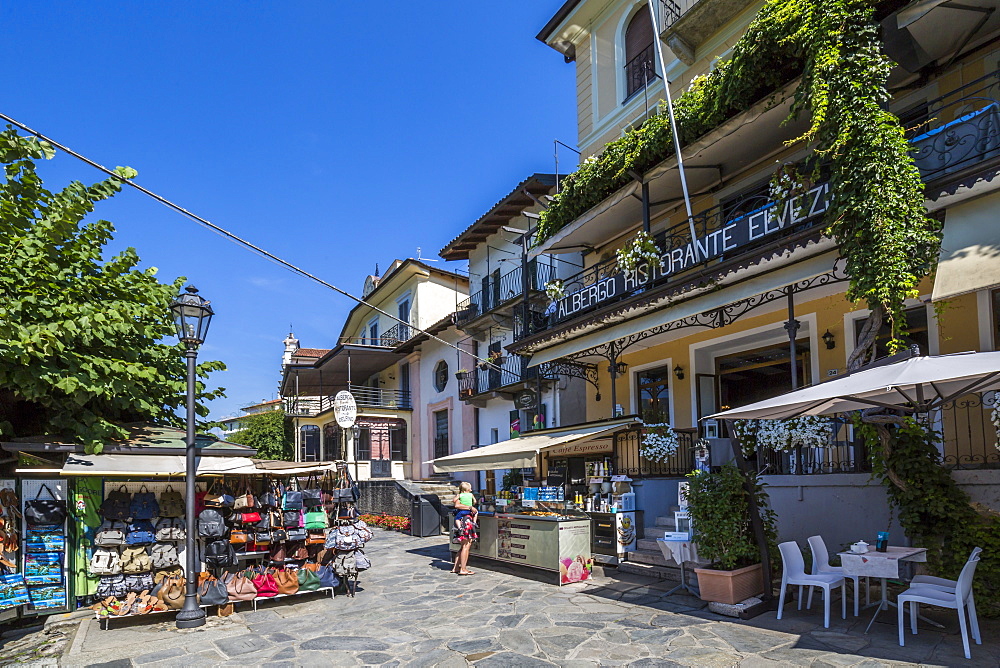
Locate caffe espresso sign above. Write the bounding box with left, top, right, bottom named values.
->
left=553, top=183, right=830, bottom=322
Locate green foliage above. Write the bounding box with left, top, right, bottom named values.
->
left=0, top=128, right=225, bottom=453
left=227, top=408, right=293, bottom=460
left=536, top=0, right=939, bottom=345
left=685, top=462, right=777, bottom=571
left=501, top=468, right=523, bottom=492
left=857, top=417, right=1000, bottom=616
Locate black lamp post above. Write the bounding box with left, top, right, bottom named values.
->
left=169, top=285, right=213, bottom=629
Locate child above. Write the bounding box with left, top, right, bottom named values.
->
left=454, top=481, right=478, bottom=525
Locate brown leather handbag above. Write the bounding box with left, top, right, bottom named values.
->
left=158, top=576, right=186, bottom=610
left=273, top=568, right=299, bottom=595
left=230, top=529, right=249, bottom=544
left=224, top=571, right=258, bottom=601
left=305, top=530, right=326, bottom=545
left=287, top=541, right=309, bottom=560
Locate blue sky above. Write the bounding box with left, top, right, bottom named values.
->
left=1, top=2, right=578, bottom=421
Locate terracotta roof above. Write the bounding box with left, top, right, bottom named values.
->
left=292, top=348, right=330, bottom=358
left=439, top=174, right=558, bottom=261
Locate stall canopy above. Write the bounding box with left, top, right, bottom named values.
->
left=707, top=352, right=1000, bottom=420
left=432, top=418, right=639, bottom=473
left=58, top=454, right=338, bottom=477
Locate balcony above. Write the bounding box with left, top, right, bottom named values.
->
left=615, top=427, right=697, bottom=477
left=909, top=69, right=1000, bottom=188
left=379, top=323, right=413, bottom=348
left=456, top=355, right=539, bottom=403
left=656, top=0, right=755, bottom=65
left=453, top=261, right=555, bottom=331
left=284, top=384, right=412, bottom=417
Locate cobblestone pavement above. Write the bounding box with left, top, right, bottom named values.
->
left=7, top=530, right=998, bottom=667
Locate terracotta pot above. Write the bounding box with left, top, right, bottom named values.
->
left=694, top=563, right=764, bottom=605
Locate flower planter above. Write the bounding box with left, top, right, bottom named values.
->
left=694, top=563, right=764, bottom=605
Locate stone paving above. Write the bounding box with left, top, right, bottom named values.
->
left=4, top=529, right=999, bottom=667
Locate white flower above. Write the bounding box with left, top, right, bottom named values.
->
left=640, top=423, right=680, bottom=462
left=737, top=416, right=832, bottom=451
left=544, top=279, right=566, bottom=302
left=987, top=392, right=1000, bottom=451
left=616, top=231, right=663, bottom=273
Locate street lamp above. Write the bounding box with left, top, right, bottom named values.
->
left=169, top=285, right=213, bottom=629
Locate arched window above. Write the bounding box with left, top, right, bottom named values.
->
left=624, top=8, right=655, bottom=100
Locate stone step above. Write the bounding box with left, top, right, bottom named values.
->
left=628, top=548, right=674, bottom=568
left=618, top=560, right=683, bottom=581
left=654, top=516, right=677, bottom=528
left=636, top=538, right=662, bottom=552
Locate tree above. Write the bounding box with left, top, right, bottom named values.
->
left=227, top=409, right=293, bottom=460
left=0, top=128, right=225, bottom=453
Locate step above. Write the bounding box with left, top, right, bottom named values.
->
left=629, top=548, right=674, bottom=568
left=636, top=538, right=662, bottom=552
left=618, top=560, right=683, bottom=581
left=654, top=516, right=677, bottom=529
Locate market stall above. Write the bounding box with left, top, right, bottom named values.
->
left=432, top=418, right=641, bottom=583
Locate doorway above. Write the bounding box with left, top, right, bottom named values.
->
left=716, top=340, right=811, bottom=410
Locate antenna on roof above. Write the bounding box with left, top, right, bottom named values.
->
left=416, top=247, right=439, bottom=262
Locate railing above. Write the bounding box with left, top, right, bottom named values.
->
left=284, top=384, right=412, bottom=416
left=454, top=261, right=555, bottom=327
left=624, top=44, right=656, bottom=100
left=546, top=180, right=831, bottom=326
left=338, top=335, right=391, bottom=347
left=937, top=393, right=1000, bottom=469
left=753, top=416, right=869, bottom=475
left=380, top=323, right=412, bottom=347
left=457, top=355, right=538, bottom=398
left=656, top=0, right=700, bottom=31
left=614, top=428, right=697, bottom=477
left=909, top=70, right=1000, bottom=183
left=513, top=304, right=550, bottom=341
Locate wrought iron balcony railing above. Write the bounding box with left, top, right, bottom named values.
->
left=380, top=323, right=412, bottom=347
left=454, top=261, right=555, bottom=328
left=909, top=69, right=1000, bottom=183
left=624, top=44, right=656, bottom=100
left=284, top=384, right=412, bottom=416
left=456, top=355, right=538, bottom=399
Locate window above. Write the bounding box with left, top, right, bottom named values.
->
left=397, top=298, right=411, bottom=340
left=624, top=8, right=655, bottom=100
left=323, top=422, right=341, bottom=461
left=993, top=289, right=1000, bottom=349
left=636, top=365, right=670, bottom=421
left=367, top=318, right=379, bottom=345
left=390, top=425, right=408, bottom=461
left=300, top=425, right=320, bottom=461
left=853, top=305, right=929, bottom=360
left=434, top=360, right=449, bottom=392
left=434, top=410, right=449, bottom=459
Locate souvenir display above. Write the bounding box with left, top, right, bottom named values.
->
left=24, top=552, right=62, bottom=585
left=0, top=571, right=30, bottom=610
left=27, top=585, right=66, bottom=610
left=25, top=528, right=65, bottom=553
left=24, top=485, right=67, bottom=527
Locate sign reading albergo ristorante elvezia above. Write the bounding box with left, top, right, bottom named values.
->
left=552, top=183, right=830, bottom=322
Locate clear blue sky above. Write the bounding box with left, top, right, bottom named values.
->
left=1, top=2, right=578, bottom=421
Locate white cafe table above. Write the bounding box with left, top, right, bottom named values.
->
left=838, top=545, right=941, bottom=633
left=657, top=538, right=709, bottom=596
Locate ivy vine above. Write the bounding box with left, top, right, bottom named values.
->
left=537, top=0, right=941, bottom=345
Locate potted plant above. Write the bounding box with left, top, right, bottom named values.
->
left=487, top=350, right=506, bottom=367
left=454, top=369, right=470, bottom=381
left=686, top=462, right=776, bottom=605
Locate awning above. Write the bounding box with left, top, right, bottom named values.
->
left=431, top=418, right=639, bottom=473
left=57, top=454, right=338, bottom=477
left=931, top=194, right=1000, bottom=301
left=529, top=250, right=841, bottom=367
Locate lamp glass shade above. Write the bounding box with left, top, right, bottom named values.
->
left=170, top=286, right=214, bottom=345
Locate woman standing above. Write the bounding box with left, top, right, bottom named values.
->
left=451, top=482, right=478, bottom=575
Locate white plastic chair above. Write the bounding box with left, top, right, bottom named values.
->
left=806, top=534, right=866, bottom=617
left=777, top=541, right=846, bottom=628
left=898, top=553, right=981, bottom=659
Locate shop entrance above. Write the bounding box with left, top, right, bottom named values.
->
left=716, top=339, right=811, bottom=410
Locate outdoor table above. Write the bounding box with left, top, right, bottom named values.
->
left=657, top=538, right=708, bottom=596
left=838, top=545, right=941, bottom=632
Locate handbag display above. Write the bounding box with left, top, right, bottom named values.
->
left=224, top=571, right=257, bottom=601
left=198, top=575, right=230, bottom=606
left=89, top=548, right=122, bottom=575
left=251, top=568, right=278, bottom=597
left=251, top=531, right=272, bottom=545
left=287, top=541, right=308, bottom=560
left=315, top=563, right=341, bottom=589
left=24, top=485, right=67, bottom=526
left=94, top=520, right=127, bottom=547
left=123, top=572, right=154, bottom=593
left=204, top=539, right=236, bottom=568
left=233, top=482, right=255, bottom=511
left=282, top=510, right=303, bottom=528
left=100, top=486, right=131, bottom=521
left=305, top=531, right=327, bottom=545
left=203, top=481, right=235, bottom=509
left=304, top=508, right=329, bottom=530
left=269, top=543, right=287, bottom=563
left=229, top=529, right=249, bottom=545
left=355, top=549, right=371, bottom=572
left=258, top=481, right=279, bottom=510
left=238, top=511, right=262, bottom=524
left=297, top=566, right=321, bottom=591
left=158, top=486, right=185, bottom=518
left=129, top=486, right=159, bottom=520
left=154, top=517, right=186, bottom=542
left=287, top=527, right=307, bottom=542
left=198, top=508, right=227, bottom=538
left=353, top=519, right=374, bottom=544
left=96, top=574, right=129, bottom=599
left=302, top=475, right=322, bottom=508
left=273, top=568, right=299, bottom=595
left=125, top=519, right=156, bottom=545
left=271, top=528, right=288, bottom=542
left=120, top=546, right=152, bottom=574
left=282, top=478, right=303, bottom=511
left=158, top=575, right=187, bottom=609
left=150, top=543, right=179, bottom=569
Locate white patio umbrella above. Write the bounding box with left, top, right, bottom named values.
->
left=708, top=351, right=1000, bottom=420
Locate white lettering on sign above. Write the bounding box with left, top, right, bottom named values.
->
left=552, top=183, right=830, bottom=322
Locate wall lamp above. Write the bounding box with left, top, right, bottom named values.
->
left=608, top=361, right=629, bottom=376
left=674, top=365, right=684, bottom=380
left=822, top=330, right=836, bottom=350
